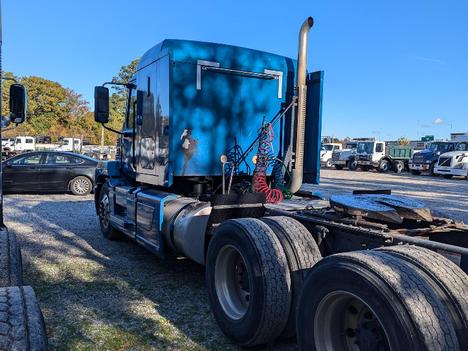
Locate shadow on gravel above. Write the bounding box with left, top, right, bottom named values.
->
left=5, top=197, right=297, bottom=351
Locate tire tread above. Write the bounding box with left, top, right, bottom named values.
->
left=0, top=230, right=22, bottom=287
left=378, top=245, right=468, bottom=349
left=0, top=286, right=47, bottom=350
left=261, top=216, right=321, bottom=336
left=231, top=218, right=291, bottom=346
left=340, top=251, right=459, bottom=350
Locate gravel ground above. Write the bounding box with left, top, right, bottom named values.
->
left=4, top=195, right=295, bottom=351
left=3, top=169, right=467, bottom=350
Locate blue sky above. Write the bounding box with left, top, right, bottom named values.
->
left=3, top=0, right=467, bottom=140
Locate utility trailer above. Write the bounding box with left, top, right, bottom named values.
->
left=93, top=17, right=468, bottom=350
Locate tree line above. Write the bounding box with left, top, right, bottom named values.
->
left=1, top=59, right=139, bottom=145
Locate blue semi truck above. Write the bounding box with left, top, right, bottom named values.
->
left=92, top=18, right=468, bottom=350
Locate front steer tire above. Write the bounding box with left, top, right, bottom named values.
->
left=0, top=286, right=48, bottom=350
left=0, top=230, right=22, bottom=287
left=98, top=182, right=122, bottom=240
left=378, top=245, right=468, bottom=350
left=297, top=250, right=459, bottom=351
left=348, top=158, right=358, bottom=171
left=261, top=216, right=321, bottom=337
left=206, top=218, right=291, bottom=347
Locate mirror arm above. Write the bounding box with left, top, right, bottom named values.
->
left=101, top=123, right=124, bottom=135
left=102, top=82, right=136, bottom=89
left=1, top=77, right=18, bottom=83
left=1, top=125, right=18, bottom=132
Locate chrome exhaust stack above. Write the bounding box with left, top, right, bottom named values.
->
left=290, top=17, right=314, bottom=194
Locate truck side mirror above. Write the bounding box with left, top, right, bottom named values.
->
left=94, top=86, right=110, bottom=123
left=9, top=84, right=27, bottom=124
left=136, top=90, right=144, bottom=126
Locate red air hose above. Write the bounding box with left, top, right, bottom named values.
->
left=252, top=124, right=283, bottom=204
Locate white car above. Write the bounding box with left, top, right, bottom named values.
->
left=320, top=143, right=342, bottom=168
left=434, top=142, right=468, bottom=179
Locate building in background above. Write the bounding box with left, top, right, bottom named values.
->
left=450, top=132, right=468, bottom=142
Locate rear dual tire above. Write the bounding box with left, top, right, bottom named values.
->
left=378, top=245, right=468, bottom=350
left=297, top=249, right=465, bottom=350
left=206, top=218, right=291, bottom=347
left=206, top=217, right=321, bottom=346
left=393, top=160, right=404, bottom=173
left=378, top=159, right=391, bottom=172
left=261, top=216, right=321, bottom=337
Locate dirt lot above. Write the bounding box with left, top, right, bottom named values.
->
left=4, top=170, right=467, bottom=350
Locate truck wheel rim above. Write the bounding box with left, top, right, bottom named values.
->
left=314, top=291, right=391, bottom=351
left=73, top=178, right=90, bottom=194
left=214, top=245, right=250, bottom=320
left=99, top=194, right=110, bottom=228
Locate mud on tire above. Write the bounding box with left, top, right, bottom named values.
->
left=0, top=286, right=48, bottom=350
left=261, top=216, right=321, bottom=337
left=297, top=250, right=459, bottom=351
left=206, top=218, right=291, bottom=347
left=0, top=229, right=22, bottom=287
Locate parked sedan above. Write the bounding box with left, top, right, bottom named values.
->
left=2, top=151, right=98, bottom=195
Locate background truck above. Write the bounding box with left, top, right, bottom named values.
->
left=0, top=1, right=48, bottom=347
left=92, top=17, right=467, bottom=350
left=409, top=141, right=456, bottom=175
left=55, top=137, right=82, bottom=152
left=1, top=137, right=14, bottom=149
left=434, top=141, right=468, bottom=179
left=355, top=140, right=414, bottom=172
left=320, top=142, right=342, bottom=168
left=331, top=140, right=358, bottom=170
left=14, top=135, right=36, bottom=152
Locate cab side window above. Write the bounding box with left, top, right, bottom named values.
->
left=126, top=88, right=137, bottom=129
left=376, top=143, right=384, bottom=153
